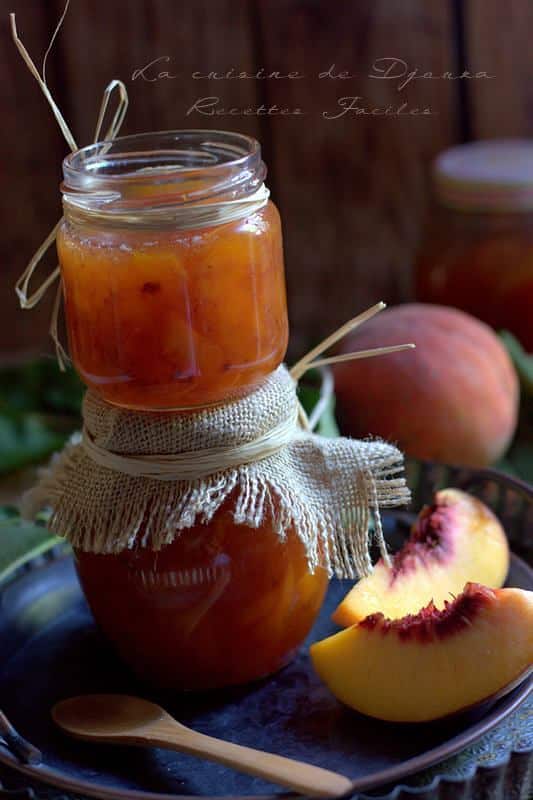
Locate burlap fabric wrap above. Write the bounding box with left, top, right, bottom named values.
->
left=24, top=365, right=410, bottom=579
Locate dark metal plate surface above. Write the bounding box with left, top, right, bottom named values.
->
left=0, top=549, right=531, bottom=800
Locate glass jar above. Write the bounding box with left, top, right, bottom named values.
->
left=57, top=131, right=289, bottom=409
left=75, top=496, right=328, bottom=690
left=415, top=140, right=533, bottom=351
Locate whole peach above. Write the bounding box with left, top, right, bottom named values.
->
left=333, top=304, right=519, bottom=467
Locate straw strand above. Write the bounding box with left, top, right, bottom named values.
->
left=309, top=343, right=415, bottom=371
left=290, top=301, right=386, bottom=380
left=290, top=302, right=414, bottom=384
left=10, top=4, right=129, bottom=367
left=42, top=0, right=71, bottom=87
left=10, top=10, right=77, bottom=153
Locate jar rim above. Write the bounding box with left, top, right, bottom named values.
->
left=61, top=129, right=267, bottom=224
left=63, top=129, right=261, bottom=185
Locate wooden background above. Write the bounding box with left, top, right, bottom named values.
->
left=2, top=0, right=532, bottom=359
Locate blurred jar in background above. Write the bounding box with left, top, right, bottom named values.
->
left=415, top=140, right=533, bottom=351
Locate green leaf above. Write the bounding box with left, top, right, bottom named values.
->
left=0, top=513, right=61, bottom=584
left=498, top=441, right=533, bottom=484
left=0, top=411, right=70, bottom=476
left=0, top=505, right=20, bottom=520
left=499, top=330, right=533, bottom=396
left=314, top=395, right=340, bottom=438
left=0, top=358, right=82, bottom=475
left=0, top=359, right=83, bottom=416
left=493, top=457, right=520, bottom=478
left=297, top=371, right=340, bottom=438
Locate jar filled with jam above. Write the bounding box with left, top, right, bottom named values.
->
left=58, top=131, right=289, bottom=409
left=415, top=140, right=533, bottom=350
left=57, top=131, right=328, bottom=690
left=75, top=497, right=328, bottom=691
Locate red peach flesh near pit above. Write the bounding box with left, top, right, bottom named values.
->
left=332, top=488, right=510, bottom=626
left=312, top=583, right=533, bottom=722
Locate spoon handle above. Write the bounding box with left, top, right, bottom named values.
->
left=139, top=724, right=352, bottom=798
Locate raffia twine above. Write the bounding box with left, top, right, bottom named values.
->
left=23, top=366, right=410, bottom=579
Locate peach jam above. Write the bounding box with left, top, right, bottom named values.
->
left=57, top=131, right=288, bottom=409
left=75, top=498, right=328, bottom=690
left=415, top=140, right=533, bottom=350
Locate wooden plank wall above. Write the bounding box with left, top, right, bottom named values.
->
left=2, top=0, right=532, bottom=359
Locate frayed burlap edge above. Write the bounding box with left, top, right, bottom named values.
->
left=22, top=431, right=409, bottom=580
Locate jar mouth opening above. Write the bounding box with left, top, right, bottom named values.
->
left=62, top=129, right=266, bottom=216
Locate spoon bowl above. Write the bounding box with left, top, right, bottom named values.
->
left=53, top=695, right=167, bottom=739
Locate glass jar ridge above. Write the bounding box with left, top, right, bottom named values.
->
left=61, top=129, right=268, bottom=228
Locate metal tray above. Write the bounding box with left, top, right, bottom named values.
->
left=0, top=464, right=532, bottom=800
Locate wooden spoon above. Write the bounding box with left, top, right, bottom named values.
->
left=52, top=694, right=352, bottom=798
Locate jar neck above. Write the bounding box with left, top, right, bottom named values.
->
left=62, top=184, right=270, bottom=231
left=61, top=130, right=267, bottom=230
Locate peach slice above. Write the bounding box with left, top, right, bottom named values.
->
left=311, top=583, right=533, bottom=722
left=333, top=488, right=509, bottom=626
